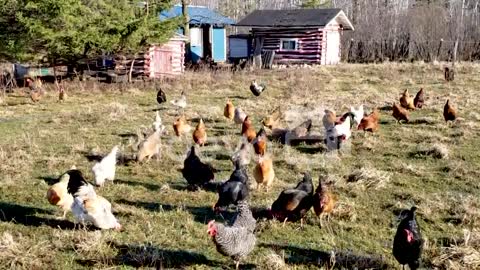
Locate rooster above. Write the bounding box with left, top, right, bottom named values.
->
left=392, top=206, right=424, bottom=270
left=173, top=115, right=192, bottom=136
left=72, top=184, right=122, bottom=230
left=182, top=146, right=215, bottom=189
left=312, top=177, right=337, bottom=227
left=443, top=99, right=457, bottom=123
left=156, top=85, right=167, bottom=104
left=207, top=219, right=256, bottom=270
left=393, top=102, right=409, bottom=123
left=253, top=155, right=275, bottom=191
left=357, top=109, right=380, bottom=133
left=224, top=100, right=235, bottom=120
left=214, top=159, right=249, bottom=212
left=252, top=127, right=267, bottom=156
left=249, top=79, right=266, bottom=97
left=413, top=88, right=425, bottom=109
left=46, top=169, right=88, bottom=219
left=170, top=91, right=187, bottom=109
left=400, top=90, right=415, bottom=110
left=350, top=105, right=364, bottom=128
left=234, top=108, right=247, bottom=125
left=92, top=145, right=119, bottom=187
left=193, top=119, right=207, bottom=146
left=270, top=173, right=314, bottom=227
left=241, top=116, right=256, bottom=143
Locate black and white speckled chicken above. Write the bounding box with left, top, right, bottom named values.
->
left=207, top=219, right=256, bottom=270
left=231, top=200, right=256, bottom=233
left=393, top=206, right=424, bottom=270
left=249, top=80, right=266, bottom=97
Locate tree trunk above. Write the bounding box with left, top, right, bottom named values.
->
left=182, top=0, right=191, bottom=61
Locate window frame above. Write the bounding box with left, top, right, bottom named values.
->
left=280, top=38, right=299, bottom=51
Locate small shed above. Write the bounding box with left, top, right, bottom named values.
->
left=160, top=5, right=235, bottom=63
left=144, top=33, right=187, bottom=78
left=236, top=9, right=354, bottom=65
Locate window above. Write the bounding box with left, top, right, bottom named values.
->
left=280, top=39, right=299, bottom=50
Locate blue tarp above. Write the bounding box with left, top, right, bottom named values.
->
left=160, top=5, right=235, bottom=26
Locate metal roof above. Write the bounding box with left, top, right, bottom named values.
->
left=236, top=9, right=354, bottom=30
left=160, top=5, right=235, bottom=26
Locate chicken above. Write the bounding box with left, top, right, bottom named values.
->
left=231, top=138, right=250, bottom=167
left=58, top=85, right=66, bottom=102
left=350, top=105, right=364, bottom=128
left=224, top=100, right=235, bottom=120
left=392, top=206, right=424, bottom=270
left=253, top=155, right=275, bottom=191
left=261, top=107, right=282, bottom=129
left=182, top=146, right=215, bottom=189
left=173, top=115, right=192, bottom=136
left=443, top=99, right=457, bottom=123
left=249, top=79, right=266, bottom=96
left=312, top=177, right=337, bottom=227
left=214, top=159, right=249, bottom=212
left=193, top=118, right=207, bottom=146
left=270, top=173, right=314, bottom=227
left=46, top=169, right=90, bottom=219
left=325, top=112, right=354, bottom=151
left=392, top=102, right=409, bottom=123
left=30, top=90, right=42, bottom=103
left=357, top=109, right=380, bottom=132
left=322, top=109, right=336, bottom=130
left=170, top=91, right=187, bottom=109
left=152, top=111, right=163, bottom=132
left=252, top=127, right=267, bottom=156
left=72, top=184, right=121, bottom=230
left=284, top=119, right=312, bottom=145
left=400, top=89, right=415, bottom=110
left=92, top=145, right=119, bottom=187
left=207, top=220, right=256, bottom=270
left=413, top=88, right=425, bottom=109
left=234, top=108, right=247, bottom=124
left=444, top=67, right=454, bottom=82
left=241, top=116, right=256, bottom=143
left=137, top=128, right=163, bottom=162
left=156, top=86, right=167, bottom=104
left=231, top=200, right=256, bottom=233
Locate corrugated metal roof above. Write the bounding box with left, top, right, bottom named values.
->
left=236, top=9, right=353, bottom=30
left=160, top=5, right=235, bottom=26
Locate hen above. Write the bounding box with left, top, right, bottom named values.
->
left=241, top=116, right=256, bottom=143
left=413, top=88, right=425, bottom=109
left=170, top=91, right=187, bottom=109
left=224, top=100, right=235, bottom=120
left=58, top=84, right=66, bottom=102
left=207, top=220, right=256, bottom=270
left=214, top=159, right=249, bottom=212
left=173, top=115, right=192, bottom=136
left=46, top=169, right=88, bottom=219
left=156, top=86, right=167, bottom=104
left=393, top=206, right=424, bottom=270
left=231, top=200, right=256, bottom=233
left=284, top=119, right=313, bottom=145
left=234, top=108, right=247, bottom=124
left=252, top=127, right=267, bottom=156
left=270, top=173, right=314, bottom=227
left=312, top=177, right=337, bottom=227
left=392, top=102, right=409, bottom=123
left=357, top=109, right=380, bottom=133
left=92, top=145, right=119, bottom=187
left=231, top=138, right=250, bottom=167
left=325, top=112, right=354, bottom=151
left=261, top=107, right=282, bottom=129
left=400, top=90, right=415, bottom=110
left=350, top=105, right=364, bottom=128
left=444, top=67, right=454, bottom=82
left=249, top=79, right=266, bottom=96
left=322, top=109, right=336, bottom=130
left=152, top=111, right=163, bottom=132
left=137, top=128, right=163, bottom=162
left=72, top=184, right=121, bottom=230
left=443, top=99, right=457, bottom=123
left=193, top=118, right=207, bottom=146
left=182, top=146, right=215, bottom=189
left=253, top=155, right=275, bottom=191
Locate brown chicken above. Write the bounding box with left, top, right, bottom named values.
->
left=392, top=102, right=409, bottom=123
left=400, top=89, right=415, bottom=110
left=173, top=115, right=192, bottom=136
left=252, top=127, right=267, bottom=156
left=413, top=88, right=424, bottom=109
left=58, top=85, right=66, bottom=102
left=253, top=155, right=275, bottom=191
left=224, top=99, right=235, bottom=120
left=443, top=99, right=457, bottom=123
left=357, top=109, right=380, bottom=132
left=322, top=109, right=336, bottom=130
left=193, top=118, right=207, bottom=146
left=30, top=90, right=42, bottom=103
left=261, top=107, right=282, bottom=129
left=241, top=116, right=256, bottom=143
left=312, top=177, right=337, bottom=228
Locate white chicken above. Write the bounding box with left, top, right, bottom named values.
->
left=234, top=108, right=247, bottom=124
left=72, top=184, right=121, bottom=230
left=350, top=104, right=364, bottom=128
left=92, top=145, right=119, bottom=187
left=153, top=111, right=163, bottom=132
left=325, top=112, right=355, bottom=151
left=170, top=91, right=187, bottom=109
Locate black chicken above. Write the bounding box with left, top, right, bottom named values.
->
left=156, top=85, right=167, bottom=104
left=270, top=173, right=314, bottom=227
left=393, top=206, right=424, bottom=270
left=214, top=159, right=249, bottom=212
left=182, top=146, right=215, bottom=189
left=249, top=80, right=266, bottom=97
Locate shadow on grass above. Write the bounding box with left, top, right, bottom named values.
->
left=227, top=95, right=249, bottom=100
left=39, top=175, right=59, bottom=185
left=294, top=145, right=326, bottom=155
left=77, top=242, right=222, bottom=269
left=0, top=202, right=80, bottom=230
left=260, top=243, right=390, bottom=269
left=115, top=179, right=161, bottom=191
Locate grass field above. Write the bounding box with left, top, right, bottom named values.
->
left=0, top=63, right=479, bottom=269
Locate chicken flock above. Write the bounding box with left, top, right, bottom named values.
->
left=42, top=76, right=459, bottom=269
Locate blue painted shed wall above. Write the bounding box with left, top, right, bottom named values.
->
left=212, top=28, right=226, bottom=62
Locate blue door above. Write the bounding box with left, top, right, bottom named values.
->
left=212, top=27, right=226, bottom=62
left=190, top=28, right=203, bottom=63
